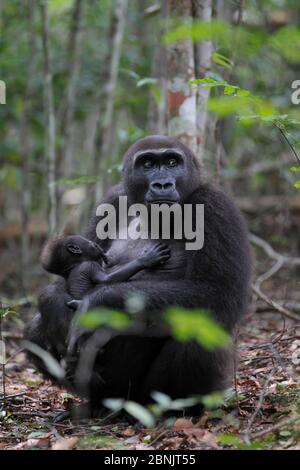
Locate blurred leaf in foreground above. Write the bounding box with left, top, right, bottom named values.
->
left=78, top=308, right=131, bottom=330
left=165, top=307, right=231, bottom=351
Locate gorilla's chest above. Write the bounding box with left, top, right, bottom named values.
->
left=106, top=237, right=187, bottom=280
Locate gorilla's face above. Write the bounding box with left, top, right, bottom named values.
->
left=133, top=148, right=183, bottom=204
left=123, top=136, right=201, bottom=205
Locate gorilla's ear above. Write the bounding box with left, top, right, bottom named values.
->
left=66, top=243, right=82, bottom=255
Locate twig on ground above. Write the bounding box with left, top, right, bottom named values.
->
left=243, top=366, right=276, bottom=444
left=251, top=415, right=300, bottom=440
left=0, top=391, right=26, bottom=401
left=252, top=284, right=300, bottom=322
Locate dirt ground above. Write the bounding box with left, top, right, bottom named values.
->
left=1, top=305, right=300, bottom=451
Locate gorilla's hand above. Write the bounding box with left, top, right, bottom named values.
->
left=138, top=243, right=170, bottom=268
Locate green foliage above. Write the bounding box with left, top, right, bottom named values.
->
left=217, top=434, right=268, bottom=450
left=212, top=52, right=233, bottom=70
left=49, top=0, right=73, bottom=14
left=164, top=20, right=232, bottom=47
left=0, top=306, right=17, bottom=318
left=201, top=392, right=225, bottom=409
left=104, top=389, right=235, bottom=427
left=103, top=398, right=155, bottom=427
left=136, top=77, right=161, bottom=106
left=78, top=434, right=126, bottom=450
left=270, top=26, right=300, bottom=63
left=78, top=308, right=131, bottom=330
left=190, top=77, right=276, bottom=122
left=294, top=181, right=300, bottom=189
left=191, top=76, right=300, bottom=187
left=50, top=175, right=101, bottom=187
left=151, top=391, right=198, bottom=414
left=165, top=307, right=231, bottom=351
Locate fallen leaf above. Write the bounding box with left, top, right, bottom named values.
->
left=122, top=427, right=136, bottom=437
left=173, top=418, right=194, bottom=431
left=52, top=437, right=78, bottom=450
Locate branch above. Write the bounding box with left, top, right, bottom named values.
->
left=274, top=121, right=300, bottom=167
left=249, top=233, right=300, bottom=267
left=252, top=284, right=300, bottom=322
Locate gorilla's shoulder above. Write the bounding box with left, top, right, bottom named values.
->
left=104, top=183, right=126, bottom=202
left=189, top=182, right=247, bottom=231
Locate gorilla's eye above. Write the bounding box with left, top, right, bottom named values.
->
left=167, top=158, right=178, bottom=167
left=143, top=159, right=154, bottom=169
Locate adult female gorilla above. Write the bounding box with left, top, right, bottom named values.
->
left=25, top=135, right=251, bottom=405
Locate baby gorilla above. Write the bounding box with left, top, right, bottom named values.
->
left=40, top=235, right=170, bottom=311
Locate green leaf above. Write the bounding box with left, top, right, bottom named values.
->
left=27, top=431, right=46, bottom=439
left=290, top=167, right=300, bottom=172
left=224, top=85, right=238, bottom=95
left=103, top=398, right=124, bottom=411
left=295, top=180, right=300, bottom=189
left=78, top=308, right=131, bottom=330
left=270, top=26, right=300, bottom=63
left=165, top=307, right=231, bottom=350
left=151, top=391, right=172, bottom=408
left=150, top=85, right=161, bottom=105
left=189, top=77, right=227, bottom=88
left=279, top=430, right=292, bottom=437
left=212, top=52, right=233, bottom=70
left=201, top=392, right=224, bottom=409
left=237, top=89, right=250, bottom=97
left=23, top=341, right=65, bottom=380
left=0, top=307, right=17, bottom=318
left=137, top=78, right=157, bottom=88
left=124, top=401, right=155, bottom=427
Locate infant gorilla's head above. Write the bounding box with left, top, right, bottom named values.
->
left=41, top=235, right=107, bottom=276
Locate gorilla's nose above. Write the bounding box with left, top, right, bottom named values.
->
left=150, top=180, right=175, bottom=196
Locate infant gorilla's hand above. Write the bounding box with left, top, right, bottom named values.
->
left=138, top=242, right=170, bottom=268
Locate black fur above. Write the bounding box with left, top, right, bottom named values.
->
left=25, top=135, right=251, bottom=408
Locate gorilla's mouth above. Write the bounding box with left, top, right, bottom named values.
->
left=148, top=199, right=179, bottom=205
left=145, top=191, right=180, bottom=205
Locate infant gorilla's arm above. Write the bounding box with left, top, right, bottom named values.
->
left=67, top=243, right=170, bottom=310
left=94, top=242, right=170, bottom=283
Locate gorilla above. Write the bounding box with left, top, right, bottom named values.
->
left=25, top=135, right=251, bottom=409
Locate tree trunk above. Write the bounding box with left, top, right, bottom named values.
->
left=58, top=0, right=84, bottom=180
left=192, top=0, right=213, bottom=164
left=166, top=0, right=197, bottom=154
left=93, top=0, right=128, bottom=202
left=56, top=0, right=85, bottom=230
left=40, top=0, right=57, bottom=236
left=19, top=0, right=36, bottom=295
left=148, top=0, right=168, bottom=135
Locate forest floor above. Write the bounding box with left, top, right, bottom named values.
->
left=1, top=307, right=300, bottom=451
